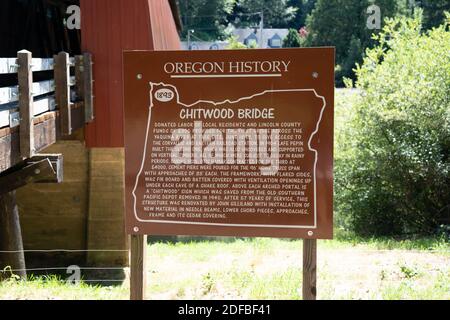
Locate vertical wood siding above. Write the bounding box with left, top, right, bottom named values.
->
left=80, top=0, right=180, bottom=147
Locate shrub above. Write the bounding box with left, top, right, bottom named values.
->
left=225, top=35, right=248, bottom=49
left=335, top=13, right=450, bottom=236
left=282, top=29, right=302, bottom=48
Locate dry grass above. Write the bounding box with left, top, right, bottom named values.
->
left=2, top=237, right=447, bottom=300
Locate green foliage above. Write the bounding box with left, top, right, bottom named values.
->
left=179, top=0, right=235, bottom=41
left=287, top=0, right=317, bottom=29
left=417, top=0, right=450, bottom=30
left=225, top=35, right=248, bottom=49
left=229, top=0, right=297, bottom=28
left=304, top=0, right=368, bottom=67
left=304, top=0, right=411, bottom=85
left=282, top=29, right=302, bottom=47
left=335, top=14, right=450, bottom=236
left=337, top=35, right=363, bottom=84
left=399, top=264, right=420, bottom=279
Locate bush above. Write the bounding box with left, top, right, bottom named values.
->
left=283, top=29, right=301, bottom=48
left=335, top=13, right=450, bottom=236
left=225, top=36, right=248, bottom=49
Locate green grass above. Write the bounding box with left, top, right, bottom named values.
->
left=0, top=275, right=127, bottom=300
left=1, top=236, right=448, bottom=300
left=328, top=229, right=450, bottom=252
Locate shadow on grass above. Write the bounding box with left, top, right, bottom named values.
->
left=148, top=235, right=243, bottom=244
left=148, top=231, right=449, bottom=251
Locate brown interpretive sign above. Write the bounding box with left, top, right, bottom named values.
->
left=124, top=48, right=334, bottom=239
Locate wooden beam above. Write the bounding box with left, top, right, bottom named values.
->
left=27, top=154, right=63, bottom=183
left=0, top=102, right=84, bottom=173
left=74, top=55, right=84, bottom=102
left=0, top=58, right=57, bottom=74
left=0, top=159, right=59, bottom=195
left=130, top=235, right=147, bottom=300
left=54, top=52, right=72, bottom=136
left=0, top=77, right=74, bottom=105
left=18, top=50, right=34, bottom=159
left=0, top=80, right=53, bottom=105
left=0, top=95, right=59, bottom=129
left=0, top=191, right=26, bottom=280
left=83, top=53, right=94, bottom=123
left=303, top=239, right=317, bottom=300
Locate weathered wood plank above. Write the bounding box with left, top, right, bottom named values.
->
left=0, top=96, right=58, bottom=129
left=0, top=57, right=74, bottom=74
left=0, top=102, right=84, bottom=173
left=0, top=58, right=18, bottom=74
left=18, top=50, right=34, bottom=159
left=0, top=79, right=56, bottom=105
left=130, top=235, right=147, bottom=300
left=83, top=53, right=94, bottom=123
left=54, top=52, right=72, bottom=137
left=0, top=191, right=26, bottom=280
left=303, top=239, right=317, bottom=300
left=0, top=110, right=11, bottom=128
left=75, top=56, right=84, bottom=102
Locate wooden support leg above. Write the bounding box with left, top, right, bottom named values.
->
left=0, top=191, right=26, bottom=280
left=303, top=239, right=317, bottom=300
left=130, top=234, right=147, bottom=300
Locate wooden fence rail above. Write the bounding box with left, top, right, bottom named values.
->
left=0, top=50, right=94, bottom=173
left=0, top=50, right=94, bottom=278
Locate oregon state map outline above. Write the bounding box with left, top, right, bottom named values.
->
left=132, top=82, right=327, bottom=229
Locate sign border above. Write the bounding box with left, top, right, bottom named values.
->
left=131, top=82, right=327, bottom=230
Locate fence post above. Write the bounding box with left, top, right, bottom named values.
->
left=303, top=239, right=317, bottom=300
left=17, top=50, right=34, bottom=159
left=54, top=52, right=72, bottom=136
left=75, top=53, right=94, bottom=124
left=75, top=55, right=84, bottom=102
left=83, top=53, right=94, bottom=123
left=0, top=191, right=26, bottom=280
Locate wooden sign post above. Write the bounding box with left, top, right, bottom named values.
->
left=130, top=235, right=147, bottom=300
left=123, top=48, right=333, bottom=300
left=303, top=239, right=317, bottom=300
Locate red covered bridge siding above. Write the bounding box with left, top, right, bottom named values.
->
left=81, top=0, right=181, bottom=147
left=15, top=0, right=181, bottom=270
left=77, top=0, right=181, bottom=266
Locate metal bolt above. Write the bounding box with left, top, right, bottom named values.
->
left=34, top=169, right=41, bottom=175
left=133, top=227, right=139, bottom=232
left=312, top=72, right=319, bottom=79
left=137, top=74, right=143, bottom=80
left=308, top=231, right=314, bottom=236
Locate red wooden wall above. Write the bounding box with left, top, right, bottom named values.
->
left=80, top=0, right=181, bottom=147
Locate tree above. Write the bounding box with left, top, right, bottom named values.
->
left=287, top=0, right=317, bottom=29
left=417, top=0, right=450, bottom=30
left=304, top=0, right=411, bottom=84
left=304, top=0, right=369, bottom=83
left=335, top=13, right=450, bottom=236
left=179, top=0, right=235, bottom=41
left=229, top=0, right=297, bottom=28
left=283, top=29, right=301, bottom=47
